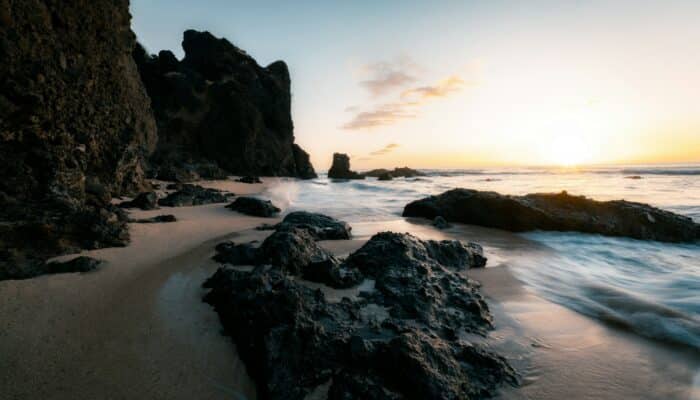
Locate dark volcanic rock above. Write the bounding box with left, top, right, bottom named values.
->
left=328, top=153, right=364, bottom=180
left=365, top=167, right=424, bottom=178
left=46, top=256, right=101, bottom=274
left=119, top=192, right=158, bottom=210
left=237, top=176, right=262, bottom=184
left=275, top=211, right=352, bottom=240
left=226, top=197, right=280, bottom=217
left=203, top=231, right=515, bottom=399
left=131, top=214, right=177, bottom=224
left=134, top=31, right=316, bottom=179
left=0, top=0, right=157, bottom=278
left=404, top=188, right=700, bottom=242
left=213, top=241, right=259, bottom=265
left=158, top=184, right=229, bottom=207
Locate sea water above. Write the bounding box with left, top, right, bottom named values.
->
left=268, top=163, right=700, bottom=351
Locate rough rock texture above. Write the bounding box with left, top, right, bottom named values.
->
left=133, top=31, right=316, bottom=179
left=131, top=214, right=176, bottom=223
left=0, top=0, right=157, bottom=278
left=119, top=191, right=157, bottom=210
left=404, top=189, right=700, bottom=242
left=46, top=256, right=101, bottom=274
left=158, top=184, right=230, bottom=207
left=365, top=167, right=424, bottom=178
left=328, top=153, right=364, bottom=180
left=204, top=231, right=515, bottom=399
left=226, top=197, right=280, bottom=217
left=275, top=211, right=352, bottom=240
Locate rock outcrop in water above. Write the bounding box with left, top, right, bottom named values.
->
left=404, top=189, right=700, bottom=242
left=133, top=30, right=317, bottom=180
left=365, top=167, right=424, bottom=179
left=0, top=0, right=157, bottom=279
left=204, top=230, right=514, bottom=399
left=328, top=153, right=365, bottom=180
left=226, top=197, right=280, bottom=217
left=274, top=211, right=352, bottom=240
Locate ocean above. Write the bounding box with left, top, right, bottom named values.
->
left=268, top=163, right=700, bottom=352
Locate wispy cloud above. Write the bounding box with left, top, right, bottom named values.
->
left=358, top=59, right=418, bottom=97
left=401, top=76, right=465, bottom=100
left=370, top=143, right=400, bottom=156
left=342, top=102, right=419, bottom=130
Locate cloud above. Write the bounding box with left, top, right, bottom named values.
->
left=342, top=102, right=418, bottom=130
left=370, top=143, right=400, bottom=156
left=358, top=59, right=418, bottom=97
left=400, top=76, right=465, bottom=100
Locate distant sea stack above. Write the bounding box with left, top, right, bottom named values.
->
left=0, top=0, right=157, bottom=278
left=328, top=153, right=364, bottom=179
left=134, top=30, right=317, bottom=180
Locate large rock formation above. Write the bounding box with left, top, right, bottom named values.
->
left=204, top=231, right=515, bottom=399
left=364, top=167, right=424, bottom=179
left=0, top=0, right=157, bottom=279
left=328, top=153, right=364, bottom=180
left=404, top=189, right=700, bottom=242
left=134, top=30, right=317, bottom=180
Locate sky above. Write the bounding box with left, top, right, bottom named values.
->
left=131, top=0, right=700, bottom=170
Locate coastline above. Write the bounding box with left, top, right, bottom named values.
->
left=1, top=178, right=698, bottom=399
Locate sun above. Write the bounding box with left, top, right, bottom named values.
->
left=543, top=135, right=593, bottom=167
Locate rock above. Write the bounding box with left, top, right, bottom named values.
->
left=46, top=256, right=101, bottom=274
left=158, top=184, right=229, bottom=207
left=275, top=211, right=352, bottom=240
left=237, top=176, right=262, bottom=184
left=203, top=231, right=515, bottom=399
left=134, top=31, right=316, bottom=179
left=226, top=197, right=280, bottom=217
left=131, top=214, right=177, bottom=223
left=0, top=0, right=157, bottom=277
left=404, top=189, right=700, bottom=242
left=625, top=175, right=643, bottom=180
left=119, top=192, right=158, bottom=210
left=328, top=153, right=364, bottom=180
left=433, top=216, right=450, bottom=229
left=213, top=241, right=259, bottom=265
left=377, top=172, right=393, bottom=181
left=365, top=167, right=424, bottom=178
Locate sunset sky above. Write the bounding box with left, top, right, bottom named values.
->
left=132, top=0, right=700, bottom=170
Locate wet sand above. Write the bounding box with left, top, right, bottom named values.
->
left=1, top=179, right=698, bottom=399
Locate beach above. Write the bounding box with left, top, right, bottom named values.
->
left=1, top=175, right=698, bottom=399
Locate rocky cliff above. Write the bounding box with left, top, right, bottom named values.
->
left=0, top=0, right=157, bottom=278
left=134, top=30, right=317, bottom=180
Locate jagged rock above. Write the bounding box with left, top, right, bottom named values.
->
left=275, top=211, right=352, bottom=240
left=203, top=232, right=515, bottom=399
left=404, top=189, right=700, bottom=242
left=433, top=216, right=450, bottom=229
left=0, top=0, right=157, bottom=277
left=365, top=167, right=424, bottom=178
left=158, top=184, right=229, bottom=207
left=226, top=197, right=280, bottom=217
left=134, top=31, right=316, bottom=179
left=46, top=256, right=101, bottom=274
left=328, top=153, right=364, bottom=180
left=377, top=172, right=393, bottom=181
left=119, top=192, right=158, bottom=210
left=237, top=176, right=262, bottom=184
left=131, top=214, right=177, bottom=223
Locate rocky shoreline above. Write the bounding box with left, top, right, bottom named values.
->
left=204, top=212, right=517, bottom=399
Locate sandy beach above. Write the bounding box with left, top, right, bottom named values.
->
left=1, top=179, right=698, bottom=400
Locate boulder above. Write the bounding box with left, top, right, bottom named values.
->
left=365, top=167, right=424, bottom=178
left=158, top=184, right=229, bottom=207
left=134, top=31, right=316, bottom=179
left=377, top=172, right=393, bottom=181
left=226, top=197, right=280, bottom=217
left=237, top=176, right=262, bottom=184
left=213, top=241, right=259, bottom=265
left=131, top=214, right=177, bottom=223
left=328, top=153, right=364, bottom=180
left=275, top=211, right=352, bottom=240
left=119, top=192, right=158, bottom=210
left=404, top=189, right=700, bottom=242
left=203, top=231, right=515, bottom=399
left=46, top=256, right=101, bottom=274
